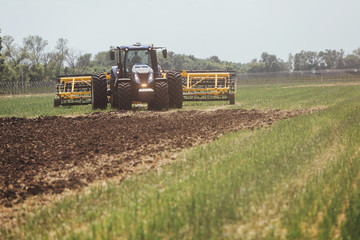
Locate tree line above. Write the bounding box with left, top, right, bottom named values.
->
left=246, top=50, right=360, bottom=73
left=0, top=33, right=113, bottom=82
left=0, top=32, right=360, bottom=83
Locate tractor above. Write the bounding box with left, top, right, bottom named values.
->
left=91, top=43, right=183, bottom=111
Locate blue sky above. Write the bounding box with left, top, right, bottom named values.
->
left=1, top=0, right=359, bottom=63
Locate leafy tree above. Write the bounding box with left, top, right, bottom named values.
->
left=19, top=35, right=49, bottom=81
left=43, top=52, right=57, bottom=80
left=344, top=54, right=360, bottom=68
left=93, top=51, right=113, bottom=69
left=260, top=52, right=286, bottom=72
left=318, top=49, right=345, bottom=69
left=28, top=64, right=45, bottom=81
left=2, top=35, right=27, bottom=67
left=305, top=51, right=319, bottom=70
left=294, top=51, right=320, bottom=71
left=158, top=51, right=243, bottom=72
left=353, top=48, right=360, bottom=58
left=209, top=56, right=220, bottom=63
left=66, top=49, right=79, bottom=74
left=0, top=30, right=7, bottom=80
left=0, top=35, right=28, bottom=82
left=55, top=38, right=69, bottom=75
left=23, top=35, right=48, bottom=65
left=247, top=60, right=265, bottom=73
left=188, top=55, right=196, bottom=61
left=76, top=53, right=92, bottom=73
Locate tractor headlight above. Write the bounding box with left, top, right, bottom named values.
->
left=147, top=72, right=154, bottom=83
left=134, top=73, right=141, bottom=84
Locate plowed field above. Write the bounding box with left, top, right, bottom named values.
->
left=0, top=109, right=311, bottom=207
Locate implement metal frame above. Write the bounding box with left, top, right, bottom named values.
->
left=56, top=73, right=110, bottom=106
left=181, top=70, right=236, bottom=102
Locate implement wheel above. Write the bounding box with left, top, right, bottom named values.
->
left=54, top=97, right=61, bottom=107
left=91, top=74, right=107, bottom=110
left=117, top=81, right=132, bottom=110
left=229, top=93, right=235, bottom=105
left=153, top=81, right=169, bottom=111
left=167, top=71, right=183, bottom=109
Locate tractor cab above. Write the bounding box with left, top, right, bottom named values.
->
left=110, top=43, right=167, bottom=79
left=126, top=49, right=151, bottom=75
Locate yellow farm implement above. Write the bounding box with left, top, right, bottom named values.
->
left=180, top=70, right=236, bottom=104
left=54, top=74, right=110, bottom=107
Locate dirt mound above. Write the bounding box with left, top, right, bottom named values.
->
left=0, top=109, right=311, bottom=207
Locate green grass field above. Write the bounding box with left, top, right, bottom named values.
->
left=0, top=83, right=356, bottom=118
left=0, top=94, right=102, bottom=118
left=1, top=83, right=360, bottom=239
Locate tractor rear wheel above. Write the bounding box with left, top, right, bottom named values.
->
left=148, top=101, right=155, bottom=110
left=167, top=71, right=183, bottom=109
left=117, top=81, right=132, bottom=110
left=153, top=81, right=169, bottom=111
left=91, top=74, right=107, bottom=110
left=110, top=72, right=118, bottom=108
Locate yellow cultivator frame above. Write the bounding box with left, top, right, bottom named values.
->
left=181, top=70, right=236, bottom=103
left=54, top=73, right=110, bottom=106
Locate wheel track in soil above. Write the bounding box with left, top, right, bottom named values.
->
left=0, top=108, right=315, bottom=209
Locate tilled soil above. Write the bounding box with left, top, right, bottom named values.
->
left=0, top=108, right=312, bottom=207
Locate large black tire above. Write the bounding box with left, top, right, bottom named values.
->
left=153, top=81, right=169, bottom=111
left=54, top=97, right=61, bottom=107
left=117, top=81, right=132, bottom=110
left=91, top=74, right=107, bottom=110
left=229, top=93, right=235, bottom=105
left=110, top=72, right=118, bottom=108
left=167, top=71, right=183, bottom=109
left=148, top=101, right=155, bottom=110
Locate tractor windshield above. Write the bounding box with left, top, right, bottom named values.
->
left=125, top=49, right=151, bottom=74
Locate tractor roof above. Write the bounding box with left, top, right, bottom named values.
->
left=119, top=43, right=152, bottom=51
